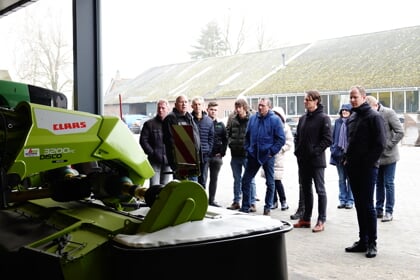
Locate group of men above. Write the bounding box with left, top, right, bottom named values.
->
left=140, top=95, right=228, bottom=207
left=140, top=94, right=286, bottom=215
left=291, top=85, right=403, bottom=259
left=139, top=85, right=403, bottom=259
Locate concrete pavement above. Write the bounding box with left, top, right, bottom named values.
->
left=213, top=145, right=420, bottom=279
left=132, top=132, right=419, bottom=279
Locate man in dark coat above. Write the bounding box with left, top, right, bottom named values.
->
left=191, top=96, right=214, bottom=188
left=163, top=95, right=201, bottom=181
left=140, top=99, right=172, bottom=186
left=293, top=90, right=332, bottom=233
left=344, top=85, right=386, bottom=258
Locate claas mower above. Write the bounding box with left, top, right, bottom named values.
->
left=0, top=80, right=208, bottom=279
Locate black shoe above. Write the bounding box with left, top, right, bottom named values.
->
left=345, top=241, right=367, bottom=253
left=376, top=211, right=383, bottom=219
left=337, top=204, right=346, bottom=209
left=209, top=202, right=221, bottom=207
left=290, top=210, right=303, bottom=220
left=366, top=243, right=377, bottom=258
left=249, top=204, right=257, bottom=212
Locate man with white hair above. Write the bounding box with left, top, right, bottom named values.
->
left=365, top=95, right=404, bottom=222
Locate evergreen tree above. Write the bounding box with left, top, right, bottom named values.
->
left=189, top=21, right=228, bottom=59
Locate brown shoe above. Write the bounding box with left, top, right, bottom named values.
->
left=249, top=204, right=257, bottom=212
left=293, top=219, right=311, bottom=228
left=227, top=202, right=240, bottom=210
left=312, top=222, right=325, bottom=233
left=263, top=209, right=270, bottom=216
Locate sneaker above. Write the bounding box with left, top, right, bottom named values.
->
left=293, top=219, right=311, bottom=228
left=271, top=201, right=279, bottom=209
left=249, top=204, right=257, bottom=212
left=227, top=202, right=240, bottom=210
left=381, top=212, right=393, bottom=222
left=312, top=221, right=325, bottom=233
left=337, top=204, right=346, bottom=209
left=345, top=204, right=353, bottom=209
left=281, top=202, right=289, bottom=211
left=376, top=210, right=383, bottom=219
left=290, top=210, right=304, bottom=220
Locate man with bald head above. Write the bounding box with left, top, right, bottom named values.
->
left=163, top=95, right=200, bottom=181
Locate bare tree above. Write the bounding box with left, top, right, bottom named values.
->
left=13, top=6, right=73, bottom=96
left=255, top=18, right=279, bottom=51
left=256, top=19, right=266, bottom=51
left=222, top=12, right=246, bottom=55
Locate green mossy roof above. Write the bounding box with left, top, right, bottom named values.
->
left=104, top=25, right=420, bottom=104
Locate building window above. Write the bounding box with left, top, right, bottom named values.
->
left=406, top=91, right=419, bottom=113
left=277, top=96, right=286, bottom=111
left=393, top=91, right=404, bottom=113
left=296, top=96, right=305, bottom=115
left=378, top=91, right=391, bottom=107
left=329, top=94, right=341, bottom=115
left=321, top=94, right=328, bottom=114
left=287, top=96, right=296, bottom=116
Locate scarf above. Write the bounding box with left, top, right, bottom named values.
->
left=337, top=119, right=348, bottom=151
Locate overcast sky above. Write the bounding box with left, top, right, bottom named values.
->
left=1, top=0, right=420, bottom=91
left=100, top=0, right=420, bottom=84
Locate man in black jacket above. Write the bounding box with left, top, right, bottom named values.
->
left=140, top=99, right=171, bottom=186
left=293, top=90, right=332, bottom=233
left=205, top=101, right=228, bottom=206
left=344, top=85, right=386, bottom=258
left=226, top=99, right=257, bottom=211
left=163, top=95, right=201, bottom=181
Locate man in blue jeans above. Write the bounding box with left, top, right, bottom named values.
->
left=366, top=96, right=404, bottom=222
left=239, top=97, right=285, bottom=216
left=226, top=99, right=257, bottom=211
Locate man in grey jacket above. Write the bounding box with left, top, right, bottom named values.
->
left=366, top=96, right=404, bottom=222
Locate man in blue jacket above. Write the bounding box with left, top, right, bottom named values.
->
left=239, top=98, right=285, bottom=216
left=191, top=96, right=214, bottom=188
